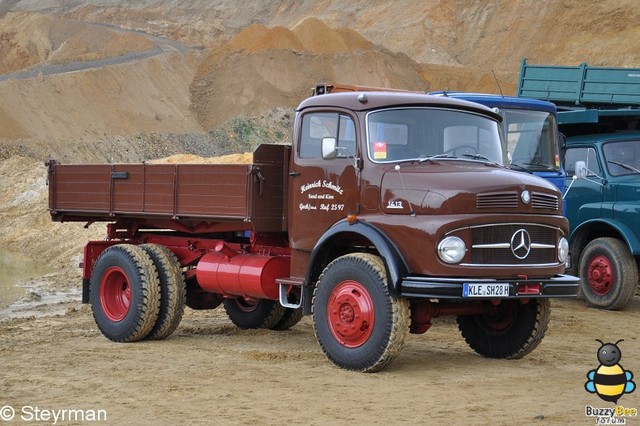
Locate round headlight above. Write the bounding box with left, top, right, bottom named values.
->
left=437, top=236, right=466, bottom=264
left=558, top=237, right=569, bottom=263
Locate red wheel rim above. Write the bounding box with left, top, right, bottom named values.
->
left=233, top=297, right=259, bottom=313
left=327, top=280, right=375, bottom=348
left=99, top=266, right=131, bottom=321
left=587, top=254, right=613, bottom=296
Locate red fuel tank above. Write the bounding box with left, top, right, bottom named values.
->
left=195, top=246, right=289, bottom=300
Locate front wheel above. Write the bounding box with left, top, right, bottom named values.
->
left=457, top=298, right=550, bottom=359
left=312, top=253, right=410, bottom=372
left=579, top=237, right=637, bottom=310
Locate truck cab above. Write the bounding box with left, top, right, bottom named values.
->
left=562, top=125, right=640, bottom=310
left=518, top=59, right=640, bottom=309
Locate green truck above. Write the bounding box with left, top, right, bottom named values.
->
left=518, top=59, right=640, bottom=309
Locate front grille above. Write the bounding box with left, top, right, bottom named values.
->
left=476, top=191, right=518, bottom=209
left=476, top=191, right=559, bottom=211
left=531, top=192, right=559, bottom=210
left=469, top=224, right=558, bottom=265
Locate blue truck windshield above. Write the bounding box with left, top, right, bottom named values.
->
left=503, top=109, right=560, bottom=173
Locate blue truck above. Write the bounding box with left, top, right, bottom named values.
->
left=428, top=92, right=566, bottom=193
left=518, top=59, right=640, bottom=310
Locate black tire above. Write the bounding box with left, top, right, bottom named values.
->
left=457, top=298, right=550, bottom=359
left=140, top=244, right=186, bottom=340
left=270, top=307, right=304, bottom=331
left=90, top=244, right=160, bottom=342
left=185, top=279, right=223, bottom=310
left=312, top=253, right=410, bottom=372
left=579, top=237, right=637, bottom=310
left=223, top=297, right=285, bottom=329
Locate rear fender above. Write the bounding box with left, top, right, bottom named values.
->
left=302, top=219, right=408, bottom=314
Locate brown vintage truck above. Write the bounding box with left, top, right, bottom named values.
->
left=47, top=89, right=579, bottom=372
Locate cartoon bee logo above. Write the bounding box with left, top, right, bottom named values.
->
left=585, top=339, right=636, bottom=403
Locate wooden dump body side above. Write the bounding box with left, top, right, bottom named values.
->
left=47, top=144, right=290, bottom=233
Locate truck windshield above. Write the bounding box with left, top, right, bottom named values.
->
left=366, top=108, right=504, bottom=165
left=603, top=140, right=640, bottom=176
left=503, top=109, right=560, bottom=173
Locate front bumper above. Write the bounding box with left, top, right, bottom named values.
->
left=399, top=274, right=579, bottom=299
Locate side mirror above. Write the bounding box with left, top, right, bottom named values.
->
left=559, top=132, right=566, bottom=165
left=575, top=161, right=587, bottom=179
left=321, top=137, right=338, bottom=160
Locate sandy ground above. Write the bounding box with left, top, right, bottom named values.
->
left=1, top=155, right=639, bottom=425
left=1, top=275, right=639, bottom=425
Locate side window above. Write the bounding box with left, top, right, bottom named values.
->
left=565, top=147, right=601, bottom=176
left=337, top=114, right=357, bottom=157
left=299, top=112, right=356, bottom=159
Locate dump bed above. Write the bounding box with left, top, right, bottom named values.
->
left=47, top=144, right=290, bottom=233
left=517, top=58, right=640, bottom=108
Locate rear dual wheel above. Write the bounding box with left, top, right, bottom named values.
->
left=90, top=244, right=185, bottom=342
left=90, top=245, right=160, bottom=342
left=223, top=297, right=285, bottom=329
left=140, top=244, right=186, bottom=340
left=223, top=297, right=303, bottom=330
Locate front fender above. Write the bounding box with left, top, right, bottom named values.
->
left=302, top=219, right=409, bottom=314
left=571, top=218, right=640, bottom=255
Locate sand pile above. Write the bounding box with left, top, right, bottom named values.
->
left=191, top=18, right=425, bottom=130
left=0, top=53, right=202, bottom=140
left=150, top=152, right=253, bottom=164
left=225, top=18, right=372, bottom=55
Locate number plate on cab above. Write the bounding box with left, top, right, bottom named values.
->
left=463, top=283, right=510, bottom=298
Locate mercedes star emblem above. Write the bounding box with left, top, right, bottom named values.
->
left=510, top=229, right=531, bottom=259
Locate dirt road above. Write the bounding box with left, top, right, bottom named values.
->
left=1, top=270, right=639, bottom=425
left=0, top=22, right=193, bottom=83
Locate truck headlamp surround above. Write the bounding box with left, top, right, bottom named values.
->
left=437, top=236, right=466, bottom=264
left=558, top=237, right=569, bottom=263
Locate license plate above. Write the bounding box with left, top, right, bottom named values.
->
left=463, top=283, right=510, bottom=298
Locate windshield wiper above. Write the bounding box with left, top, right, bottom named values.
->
left=392, top=154, right=456, bottom=166
left=509, top=163, right=533, bottom=174
left=608, top=160, right=640, bottom=174
left=521, top=162, right=557, bottom=172
left=461, top=153, right=502, bottom=167
left=417, top=153, right=457, bottom=163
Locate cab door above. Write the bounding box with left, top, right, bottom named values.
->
left=564, top=146, right=604, bottom=233
left=288, top=111, right=359, bottom=276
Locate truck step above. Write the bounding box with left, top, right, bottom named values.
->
left=277, top=277, right=304, bottom=309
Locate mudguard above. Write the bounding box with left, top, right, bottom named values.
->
left=571, top=218, right=640, bottom=255
left=302, top=219, right=409, bottom=314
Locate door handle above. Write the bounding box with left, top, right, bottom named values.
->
left=288, top=171, right=301, bottom=177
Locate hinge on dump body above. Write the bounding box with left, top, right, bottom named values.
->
left=250, top=165, right=265, bottom=196
left=277, top=277, right=304, bottom=309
